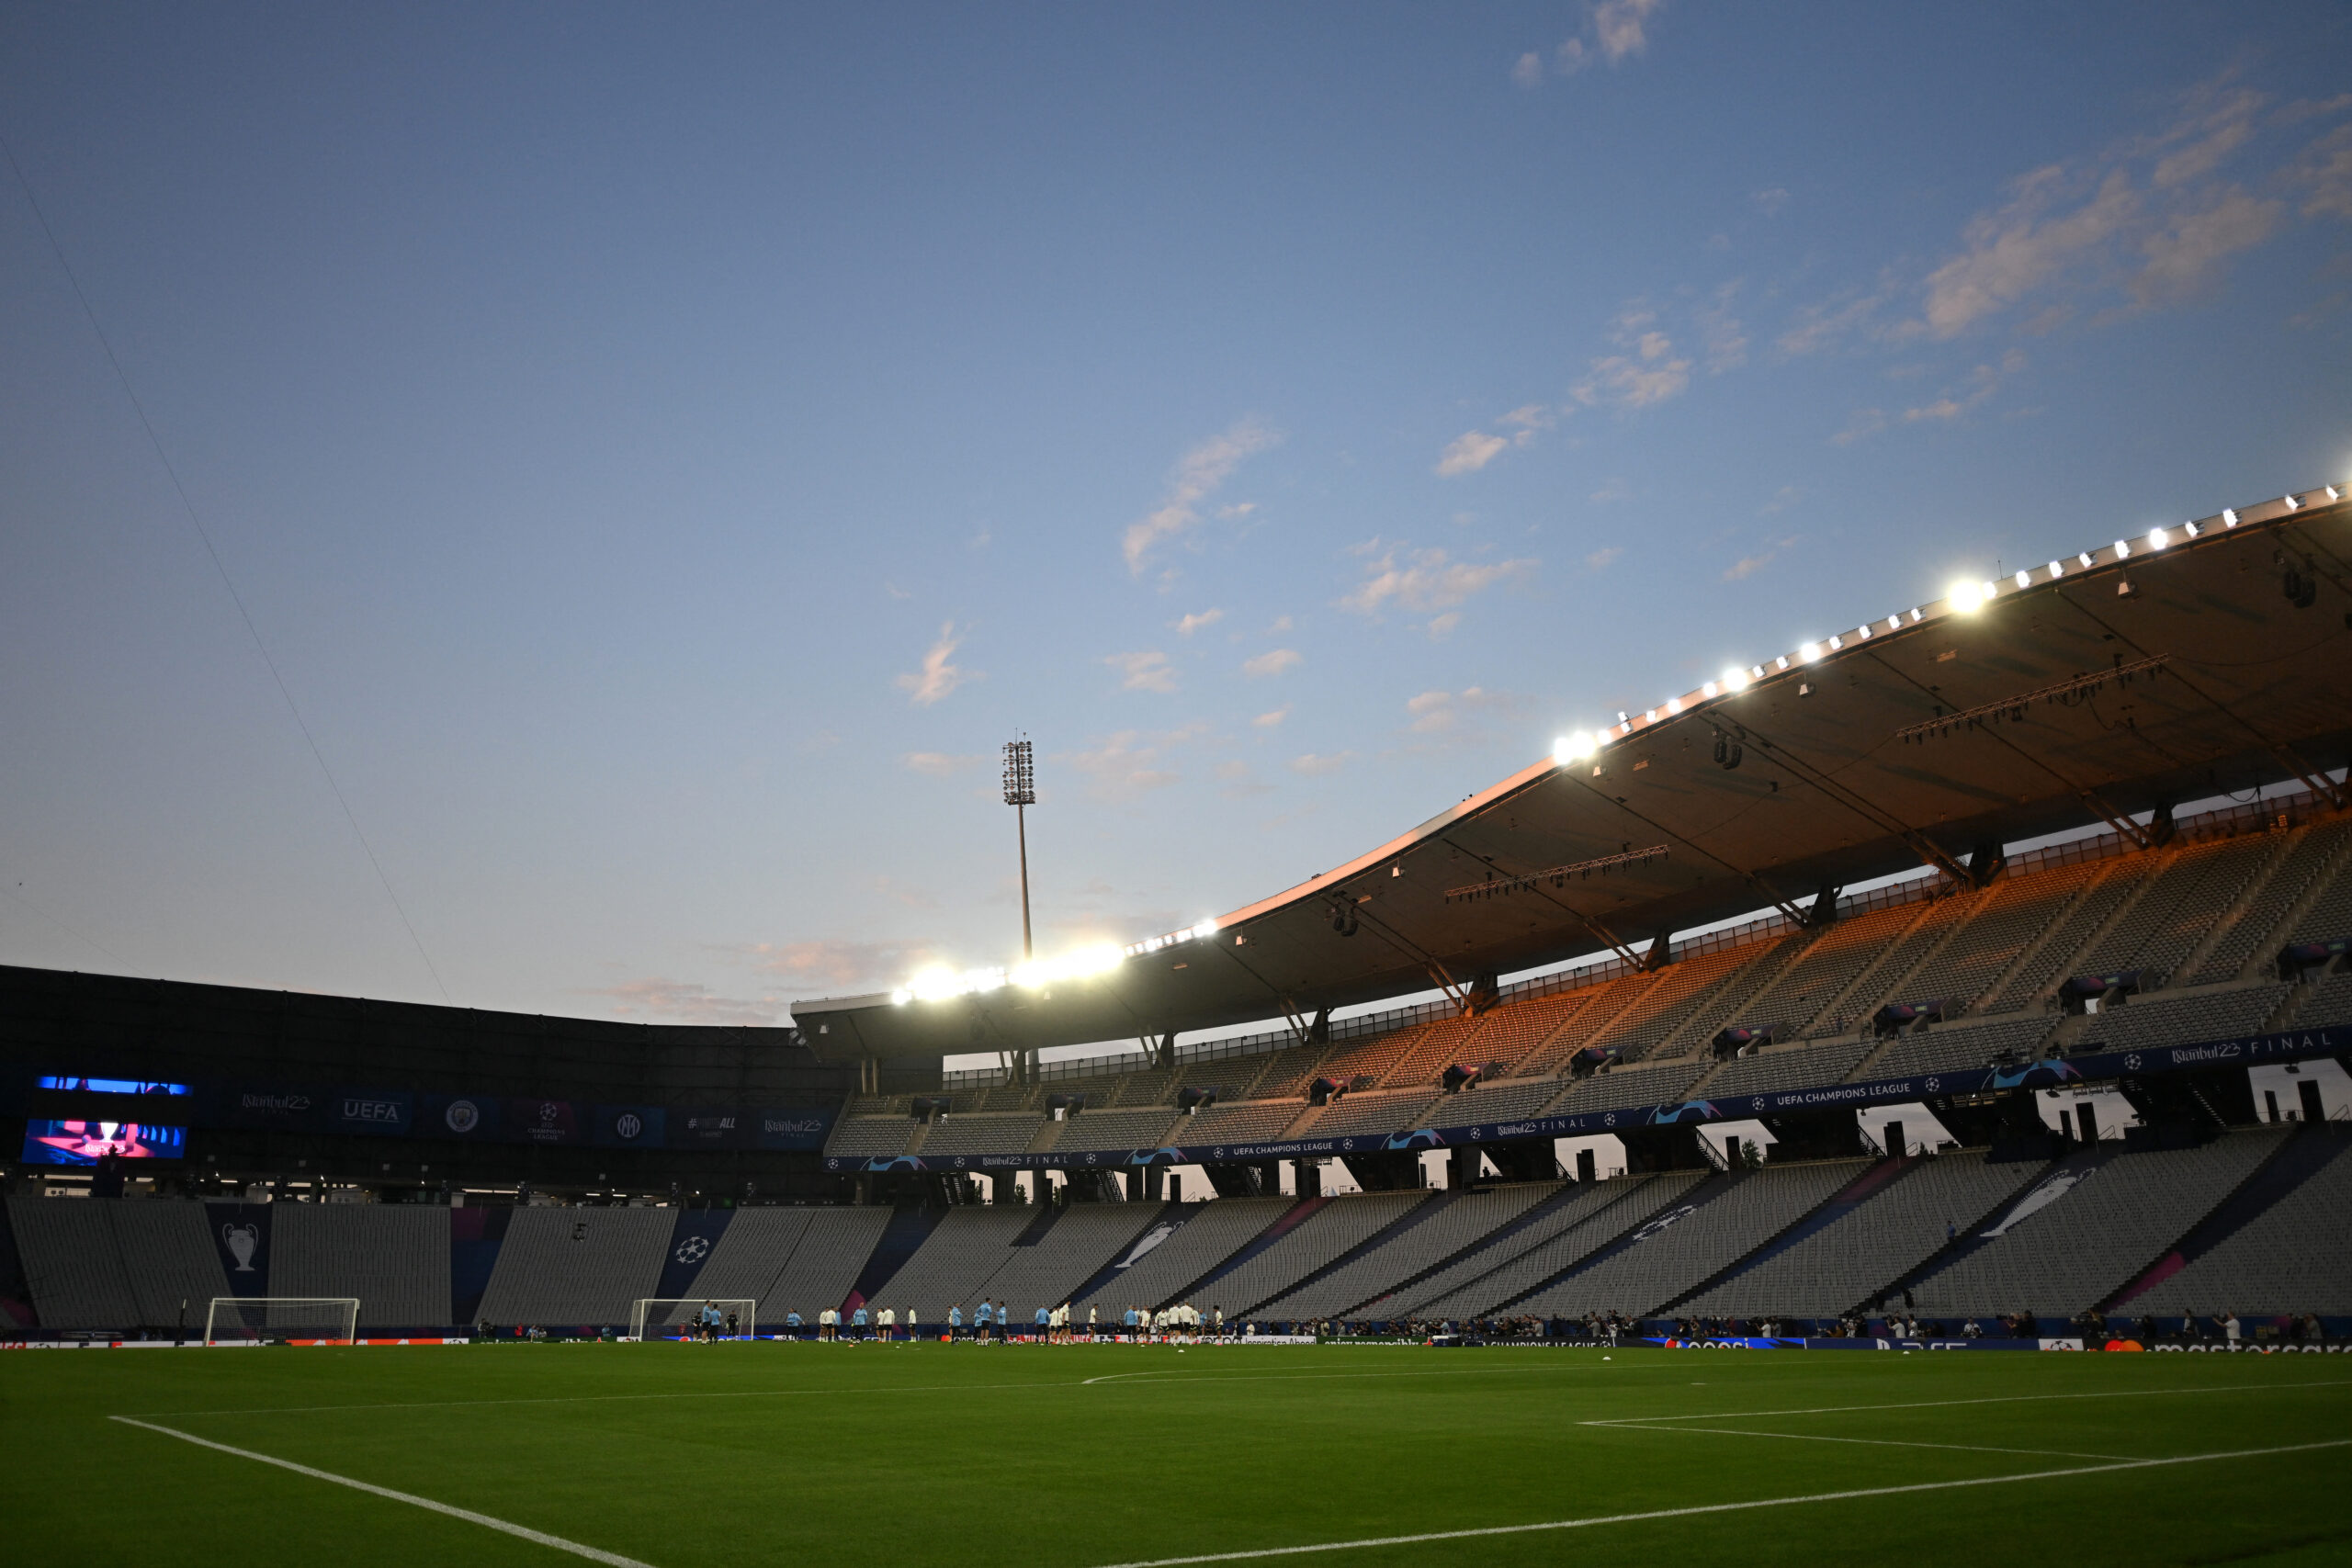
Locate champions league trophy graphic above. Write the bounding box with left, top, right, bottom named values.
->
left=221, top=1223, right=260, bottom=1273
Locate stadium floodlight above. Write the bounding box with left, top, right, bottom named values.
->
left=2147, top=526, right=2170, bottom=549
left=1553, top=730, right=1598, bottom=765
left=2114, top=537, right=2132, bottom=558
left=629, top=1299, right=757, bottom=1341
left=1946, top=581, right=1986, bottom=613
left=2015, top=570, right=2031, bottom=588
left=204, top=1297, right=359, bottom=1345
left=1012, top=943, right=1124, bottom=989
left=2222, top=509, right=2238, bottom=526
left=1003, top=738, right=1036, bottom=962
left=2048, top=559, right=2064, bottom=578
left=1720, top=667, right=1748, bottom=691
left=1798, top=641, right=1823, bottom=661
left=1702, top=681, right=1717, bottom=697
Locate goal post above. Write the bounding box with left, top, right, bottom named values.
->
left=204, top=1297, right=361, bottom=1345
left=629, top=1299, right=758, bottom=1341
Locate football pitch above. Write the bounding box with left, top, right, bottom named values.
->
left=6, top=1343, right=2346, bottom=1568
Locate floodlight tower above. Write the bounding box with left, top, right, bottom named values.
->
left=1002, top=738, right=1035, bottom=962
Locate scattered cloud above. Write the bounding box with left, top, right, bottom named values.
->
left=1059, top=729, right=1193, bottom=801
left=1695, top=281, right=1748, bottom=372
left=742, top=939, right=936, bottom=991
left=1829, top=408, right=1887, bottom=446
left=1426, top=612, right=1463, bottom=639
left=1242, top=648, right=1303, bottom=679
left=1289, top=751, right=1354, bottom=777
left=1723, top=536, right=1799, bottom=580
left=1252, top=705, right=1291, bottom=729
left=1341, top=545, right=1534, bottom=624
left=1589, top=478, right=1632, bottom=504
left=1760, top=486, right=1800, bottom=513
left=1572, top=308, right=1694, bottom=409
left=1585, top=545, right=1624, bottom=570
left=585, top=976, right=782, bottom=1027
left=1267, top=614, right=1295, bottom=634
left=2289, top=122, right=2352, bottom=219
left=895, top=622, right=970, bottom=706
left=884, top=581, right=911, bottom=601
left=1122, top=421, right=1281, bottom=575
left=1106, top=649, right=1179, bottom=693
left=902, top=750, right=985, bottom=777
left=1523, top=0, right=1664, bottom=83
left=1752, top=187, right=1791, bottom=216
left=872, top=875, right=937, bottom=911
left=1436, top=430, right=1509, bottom=477
left=1404, top=686, right=1526, bottom=749
left=1174, top=608, right=1224, bottom=637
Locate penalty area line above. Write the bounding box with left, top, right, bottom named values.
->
left=1082, top=1438, right=2352, bottom=1568
left=107, top=1416, right=655, bottom=1567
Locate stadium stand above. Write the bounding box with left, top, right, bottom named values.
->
left=1429, top=1077, right=1560, bottom=1127
left=1411, top=1172, right=1709, bottom=1318
left=1036, top=1107, right=1181, bottom=1154
left=2071, top=837, right=2281, bottom=988
left=1728, top=900, right=1940, bottom=1039
left=1259, top=1181, right=1561, bottom=1320
left=1585, top=944, right=1767, bottom=1062
left=1294, top=1089, right=1439, bottom=1139
left=6, top=1197, right=144, bottom=1329
left=1679, top=1153, right=2041, bottom=1318
left=270, top=1202, right=449, bottom=1326
left=475, top=1205, right=673, bottom=1326
left=1910, top=1129, right=2289, bottom=1316
left=2287, top=968, right=2352, bottom=1029
left=2127, top=1133, right=2352, bottom=1315
left=1202, top=1190, right=1430, bottom=1314
left=2076, top=984, right=2291, bottom=1053
left=639, top=1206, right=812, bottom=1326
left=2186, top=820, right=2352, bottom=983
left=1978, top=858, right=2148, bottom=1013
left=866, top=1205, right=1037, bottom=1319
left=1896, top=863, right=2102, bottom=1016
left=1697, top=1038, right=1877, bottom=1100
left=919, top=1114, right=1045, bottom=1156
left=969, top=1203, right=1164, bottom=1318
left=1077, top=1197, right=1287, bottom=1310
left=826, top=1117, right=917, bottom=1158
left=760, top=1207, right=892, bottom=1322
left=1548, top=1057, right=1711, bottom=1114
left=1859, top=1016, right=2061, bottom=1081
left=1179, top=1098, right=1308, bottom=1145
left=107, top=1201, right=237, bottom=1331
left=1505, top=1161, right=1862, bottom=1317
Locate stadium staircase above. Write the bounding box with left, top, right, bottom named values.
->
left=1343, top=1179, right=1592, bottom=1317
left=1159, top=1194, right=1328, bottom=1307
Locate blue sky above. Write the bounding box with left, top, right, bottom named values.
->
left=3, top=3, right=2348, bottom=1032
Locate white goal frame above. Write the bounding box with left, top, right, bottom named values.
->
left=629, top=1299, right=757, bottom=1341
left=203, top=1297, right=361, bottom=1345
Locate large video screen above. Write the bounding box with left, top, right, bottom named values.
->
left=36, top=1076, right=189, bottom=1096
left=20, top=1119, right=187, bottom=1165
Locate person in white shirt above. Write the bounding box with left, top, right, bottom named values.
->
left=1086, top=1304, right=1098, bottom=1341
left=877, top=1306, right=896, bottom=1342
left=907, top=1307, right=919, bottom=1341
left=819, top=1307, right=835, bottom=1342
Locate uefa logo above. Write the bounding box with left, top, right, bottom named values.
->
left=616, top=1112, right=643, bottom=1141
left=445, top=1099, right=480, bottom=1134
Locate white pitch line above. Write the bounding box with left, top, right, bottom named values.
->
left=108, top=1416, right=655, bottom=1566
left=1578, top=1378, right=2352, bottom=1427
left=1081, top=1439, right=2352, bottom=1568
left=1599, top=1423, right=2132, bottom=1461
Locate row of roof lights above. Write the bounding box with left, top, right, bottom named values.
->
left=887, top=920, right=1220, bottom=1005
left=1552, top=488, right=2334, bottom=770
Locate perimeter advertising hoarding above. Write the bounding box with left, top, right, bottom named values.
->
left=820, top=1025, right=2346, bottom=1173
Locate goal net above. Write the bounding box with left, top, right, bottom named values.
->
left=630, top=1299, right=758, bottom=1341
left=204, top=1297, right=361, bottom=1345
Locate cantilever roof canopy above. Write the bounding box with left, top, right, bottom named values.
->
left=795, top=485, right=2352, bottom=1065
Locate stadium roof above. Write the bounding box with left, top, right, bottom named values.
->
left=794, top=484, right=2352, bottom=1065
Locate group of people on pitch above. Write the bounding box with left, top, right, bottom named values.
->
left=776, top=1301, right=1227, bottom=1342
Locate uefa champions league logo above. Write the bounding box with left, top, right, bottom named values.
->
left=221, top=1223, right=260, bottom=1272
left=674, top=1235, right=710, bottom=1265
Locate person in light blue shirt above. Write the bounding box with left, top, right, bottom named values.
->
left=786, top=1310, right=803, bottom=1337
left=851, top=1305, right=868, bottom=1340
left=1034, top=1305, right=1049, bottom=1337
left=1124, top=1306, right=1139, bottom=1332
left=948, top=1304, right=964, bottom=1339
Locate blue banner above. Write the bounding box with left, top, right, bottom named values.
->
left=207, top=1082, right=325, bottom=1133
left=420, top=1093, right=503, bottom=1140
left=329, top=1088, right=413, bottom=1138
left=205, top=1202, right=274, bottom=1296
left=590, top=1104, right=666, bottom=1148
left=757, top=1106, right=837, bottom=1151
left=507, top=1098, right=581, bottom=1145
left=651, top=1209, right=735, bottom=1303
left=674, top=1108, right=746, bottom=1148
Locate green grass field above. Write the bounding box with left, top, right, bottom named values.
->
left=6, top=1342, right=2346, bottom=1568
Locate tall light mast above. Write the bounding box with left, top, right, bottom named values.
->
left=1001, top=738, right=1035, bottom=962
